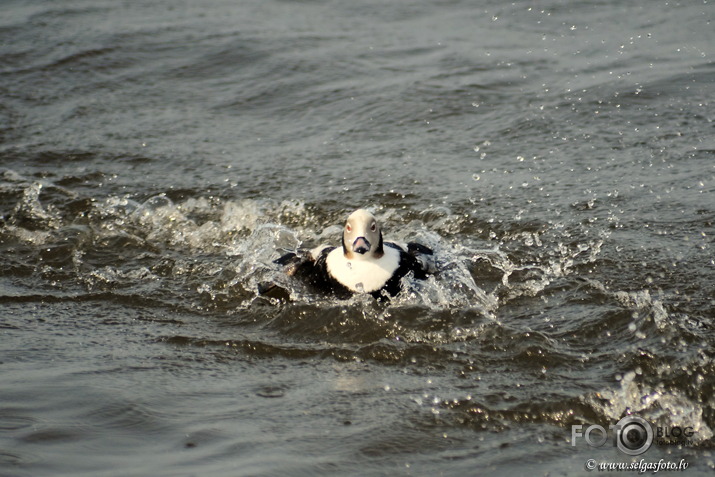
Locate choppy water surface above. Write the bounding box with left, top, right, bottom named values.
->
left=1, top=0, right=714, bottom=475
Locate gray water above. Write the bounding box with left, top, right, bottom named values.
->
left=1, top=0, right=714, bottom=475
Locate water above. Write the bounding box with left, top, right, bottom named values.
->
left=1, top=0, right=714, bottom=475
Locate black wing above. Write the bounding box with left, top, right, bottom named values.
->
left=379, top=242, right=436, bottom=297
left=406, top=242, right=434, bottom=256
left=272, top=247, right=352, bottom=298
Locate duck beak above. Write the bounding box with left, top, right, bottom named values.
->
left=352, top=237, right=371, bottom=254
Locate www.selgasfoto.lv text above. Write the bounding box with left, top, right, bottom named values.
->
left=585, top=458, right=688, bottom=473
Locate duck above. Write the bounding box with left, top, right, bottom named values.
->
left=271, top=209, right=435, bottom=299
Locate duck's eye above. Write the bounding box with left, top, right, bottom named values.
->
left=346, top=223, right=352, bottom=232
left=370, top=222, right=376, bottom=232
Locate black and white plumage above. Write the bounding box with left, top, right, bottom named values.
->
left=273, top=209, right=435, bottom=299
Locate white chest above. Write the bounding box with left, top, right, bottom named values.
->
left=325, top=247, right=401, bottom=293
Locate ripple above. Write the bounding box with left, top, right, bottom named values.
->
left=0, top=412, right=37, bottom=431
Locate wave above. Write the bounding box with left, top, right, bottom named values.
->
left=1, top=168, right=713, bottom=443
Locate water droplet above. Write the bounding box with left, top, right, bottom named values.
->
left=355, top=282, right=364, bottom=292
left=346, top=262, right=352, bottom=269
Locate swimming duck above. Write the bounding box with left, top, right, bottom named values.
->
left=272, top=209, right=435, bottom=299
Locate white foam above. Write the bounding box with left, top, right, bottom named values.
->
left=588, top=371, right=713, bottom=443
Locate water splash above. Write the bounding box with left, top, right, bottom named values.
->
left=587, top=370, right=713, bottom=444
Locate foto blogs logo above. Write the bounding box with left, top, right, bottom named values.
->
left=571, top=415, right=696, bottom=456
